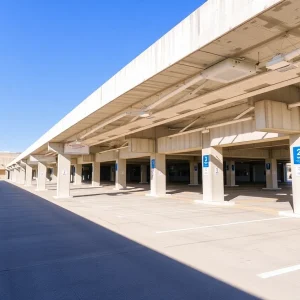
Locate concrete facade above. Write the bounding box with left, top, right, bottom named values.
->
left=6, top=0, right=300, bottom=216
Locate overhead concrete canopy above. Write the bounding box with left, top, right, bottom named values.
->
left=7, top=0, right=300, bottom=166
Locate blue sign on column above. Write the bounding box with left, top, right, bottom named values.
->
left=203, top=155, right=209, bottom=168
left=151, top=159, right=156, bottom=169
left=232, top=165, right=235, bottom=171
left=293, top=146, right=300, bottom=164
left=115, top=163, right=118, bottom=171
left=266, top=163, right=271, bottom=170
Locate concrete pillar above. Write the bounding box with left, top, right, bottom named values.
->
left=74, top=164, right=82, bottom=185
left=264, top=158, right=279, bottom=190
left=189, top=159, right=199, bottom=186
left=226, top=161, right=237, bottom=187
left=110, top=165, right=115, bottom=182
left=290, top=135, right=300, bottom=214
left=52, top=166, right=57, bottom=183
left=115, top=158, right=126, bottom=190
left=19, top=167, right=25, bottom=185
left=149, top=153, right=166, bottom=196
left=92, top=162, right=101, bottom=186
left=25, top=164, right=33, bottom=186
left=56, top=153, right=71, bottom=198
left=15, top=168, right=20, bottom=183
left=202, top=134, right=224, bottom=202
left=140, top=164, right=148, bottom=183
left=36, top=162, right=47, bottom=191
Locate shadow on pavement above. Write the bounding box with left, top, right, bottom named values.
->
left=0, top=181, right=260, bottom=300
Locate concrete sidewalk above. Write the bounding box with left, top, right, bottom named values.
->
left=0, top=181, right=259, bottom=300
left=2, top=180, right=300, bottom=300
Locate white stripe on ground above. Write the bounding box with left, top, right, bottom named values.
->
left=258, top=264, right=300, bottom=279
left=117, top=208, right=222, bottom=218
left=156, top=217, right=290, bottom=234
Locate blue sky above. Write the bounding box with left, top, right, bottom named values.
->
left=0, top=0, right=205, bottom=152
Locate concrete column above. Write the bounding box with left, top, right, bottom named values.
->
left=189, top=159, right=199, bottom=186
left=202, top=134, right=224, bottom=202
left=226, top=161, right=237, bottom=187
left=52, top=166, right=57, bottom=183
left=92, top=162, right=101, bottom=186
left=264, top=158, right=279, bottom=190
left=115, top=158, right=126, bottom=190
left=74, top=164, right=82, bottom=185
left=149, top=153, right=166, bottom=197
left=110, top=165, right=115, bottom=182
left=19, top=167, right=25, bottom=185
left=290, top=135, right=300, bottom=214
left=36, top=162, right=47, bottom=191
left=140, top=164, right=148, bottom=183
left=25, top=164, right=33, bottom=186
left=15, top=168, right=20, bottom=184
left=56, top=153, right=71, bottom=198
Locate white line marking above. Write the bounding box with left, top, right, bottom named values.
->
left=258, top=264, right=300, bottom=279
left=156, top=217, right=290, bottom=234
left=117, top=208, right=222, bottom=218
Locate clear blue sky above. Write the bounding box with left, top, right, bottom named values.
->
left=0, top=0, right=205, bottom=152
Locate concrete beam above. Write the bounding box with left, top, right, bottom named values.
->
left=157, top=132, right=202, bottom=154
left=119, top=147, right=151, bottom=159
left=223, top=148, right=269, bottom=159
left=77, top=154, right=95, bottom=164
left=29, top=155, right=56, bottom=163
left=128, top=138, right=155, bottom=153
left=255, top=100, right=300, bottom=134
left=95, top=151, right=117, bottom=163
left=209, top=119, right=287, bottom=147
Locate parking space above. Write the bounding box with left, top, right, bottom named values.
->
left=4, top=179, right=300, bottom=299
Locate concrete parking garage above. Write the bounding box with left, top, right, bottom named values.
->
left=4, top=0, right=300, bottom=298
left=6, top=0, right=300, bottom=217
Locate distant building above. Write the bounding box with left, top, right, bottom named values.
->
left=0, top=152, right=20, bottom=179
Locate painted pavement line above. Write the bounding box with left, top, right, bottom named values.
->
left=117, top=207, right=224, bottom=218
left=258, top=264, right=300, bottom=279
left=156, top=216, right=290, bottom=234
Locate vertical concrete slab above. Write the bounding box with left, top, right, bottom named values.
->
left=115, top=159, right=126, bottom=190
left=19, top=167, right=25, bottom=185
left=25, top=164, right=33, bottom=186
left=264, top=158, right=279, bottom=190
left=52, top=166, right=57, bottom=183
left=149, top=153, right=166, bottom=197
left=56, top=153, right=71, bottom=198
left=92, top=162, right=101, bottom=186
left=110, top=165, right=115, bottom=182
left=11, top=170, right=15, bottom=182
left=140, top=164, right=148, bottom=183
left=226, top=161, right=237, bottom=187
left=36, top=162, right=47, bottom=191
left=290, top=135, right=300, bottom=214
left=202, top=134, right=224, bottom=202
left=74, top=164, right=82, bottom=185
left=189, top=159, right=199, bottom=186
left=16, top=168, right=21, bottom=184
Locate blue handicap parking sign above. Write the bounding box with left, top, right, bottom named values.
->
left=266, top=163, right=271, bottom=170
left=203, top=155, right=209, bottom=168
left=293, top=147, right=300, bottom=164
left=115, top=163, right=118, bottom=171
left=151, top=159, right=156, bottom=169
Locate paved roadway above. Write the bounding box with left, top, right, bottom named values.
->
left=0, top=181, right=259, bottom=300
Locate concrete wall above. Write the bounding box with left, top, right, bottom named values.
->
left=0, top=152, right=20, bottom=179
